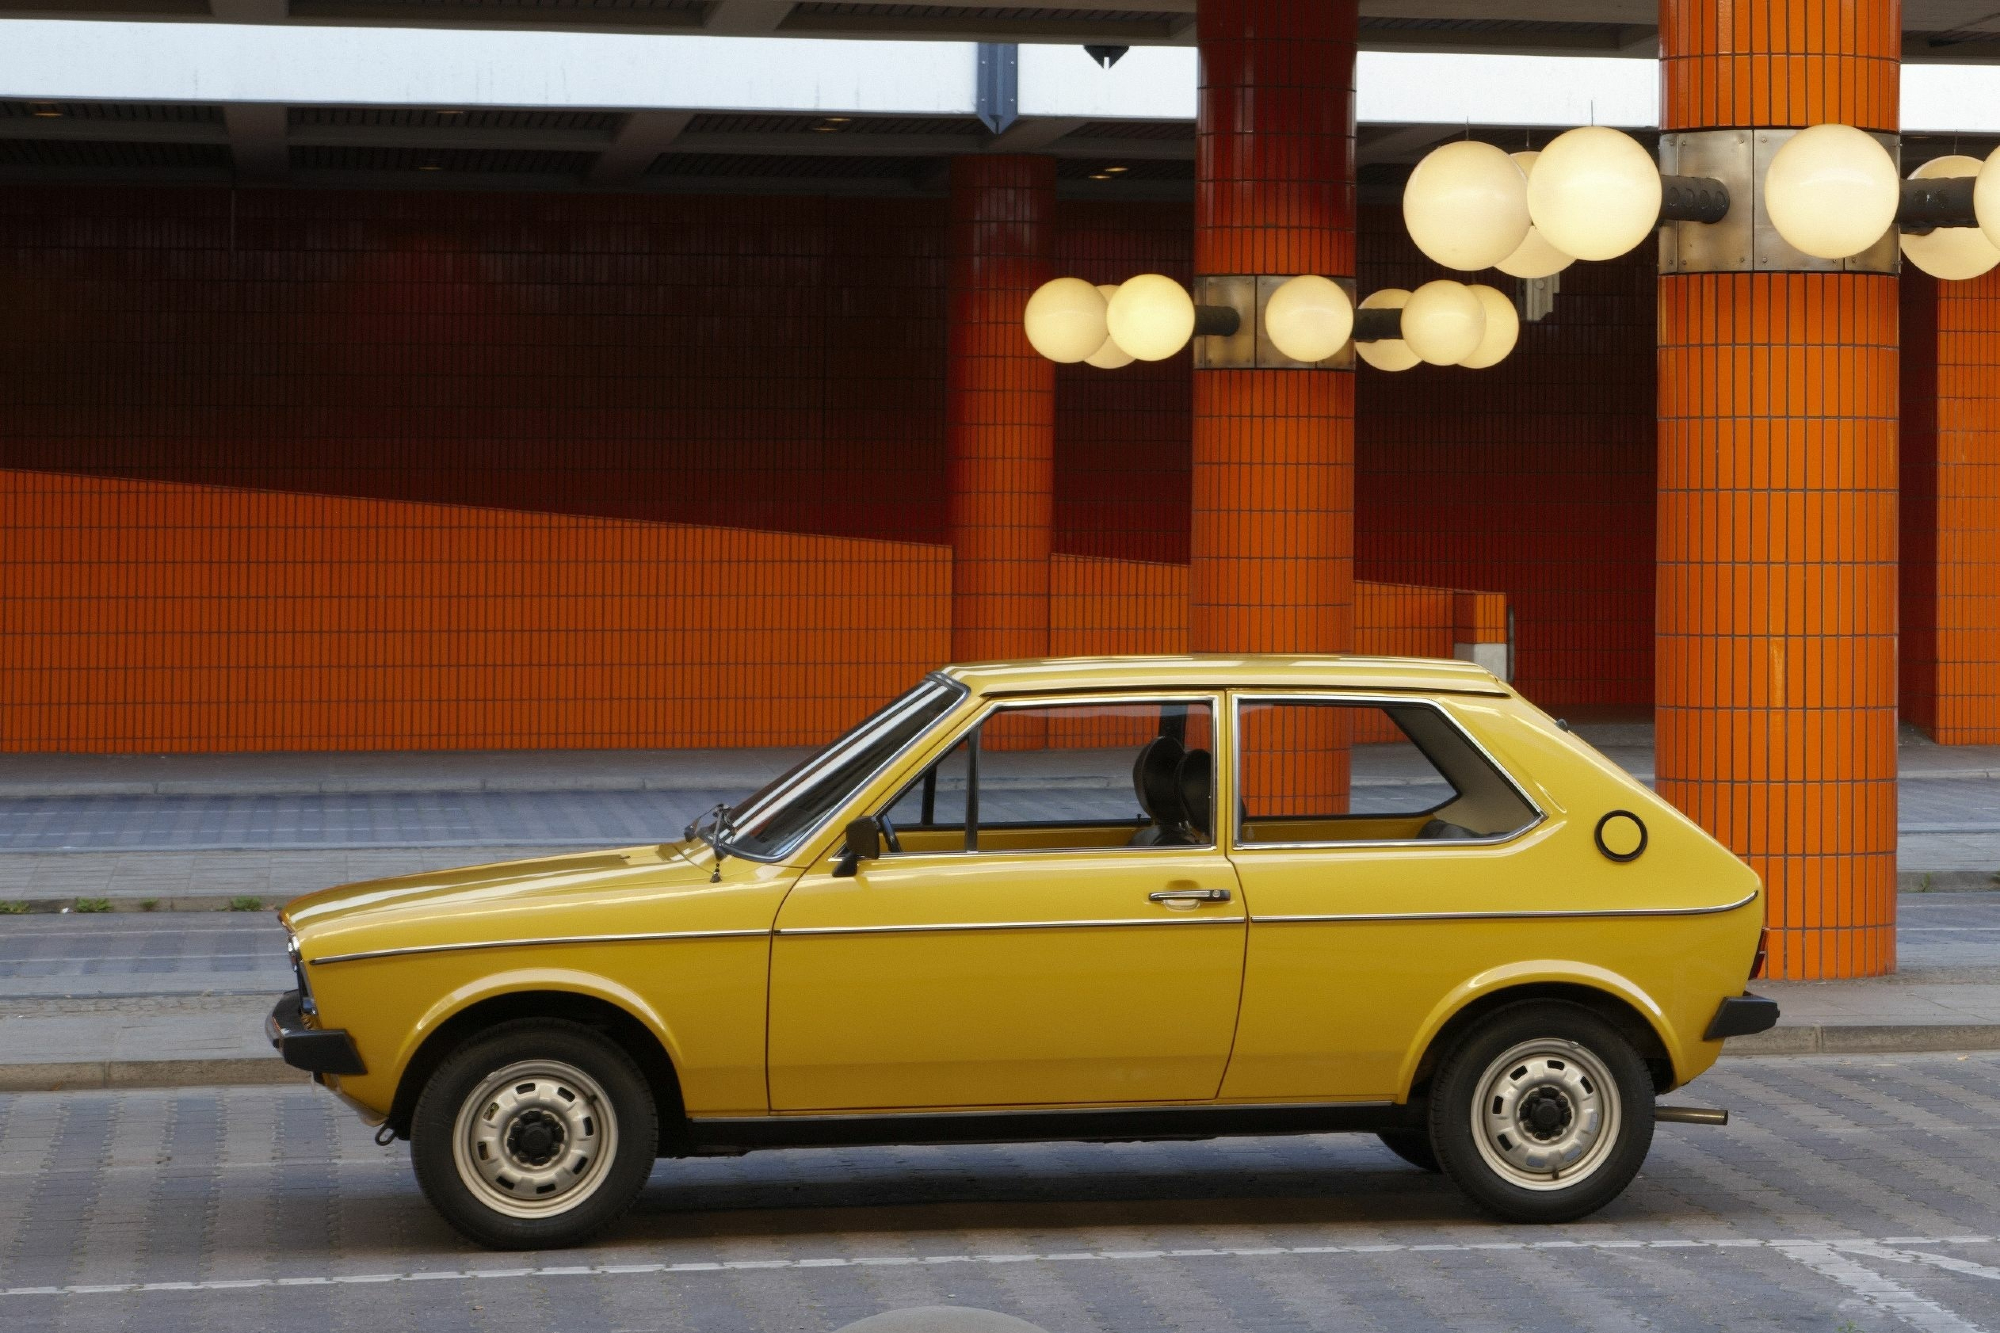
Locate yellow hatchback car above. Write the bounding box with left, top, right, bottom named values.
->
left=268, top=655, right=1777, bottom=1249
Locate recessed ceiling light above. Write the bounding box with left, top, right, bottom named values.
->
left=417, top=162, right=443, bottom=171
left=814, top=116, right=851, bottom=132
left=1103, top=165, right=1129, bottom=174
left=29, top=103, right=61, bottom=118
left=1090, top=172, right=1113, bottom=180
left=435, top=110, right=463, bottom=117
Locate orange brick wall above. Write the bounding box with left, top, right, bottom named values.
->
left=1903, top=266, right=2000, bottom=744
left=0, top=469, right=949, bottom=752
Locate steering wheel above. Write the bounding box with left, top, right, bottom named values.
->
left=877, top=813, right=903, bottom=854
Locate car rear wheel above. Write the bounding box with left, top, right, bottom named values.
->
left=1429, top=1001, right=1654, bottom=1223
left=411, top=1018, right=657, bottom=1249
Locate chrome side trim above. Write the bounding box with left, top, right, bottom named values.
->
left=777, top=916, right=1246, bottom=938
left=310, top=928, right=770, bottom=966
left=1250, top=890, right=1760, bottom=926
left=692, top=1099, right=1396, bottom=1129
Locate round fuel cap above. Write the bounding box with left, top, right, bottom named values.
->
left=1594, top=810, right=1648, bottom=862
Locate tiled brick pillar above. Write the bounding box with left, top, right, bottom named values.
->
left=1905, top=268, right=2000, bottom=743
left=1192, top=0, right=1357, bottom=804
left=1656, top=0, right=1901, bottom=979
left=946, top=156, right=1055, bottom=665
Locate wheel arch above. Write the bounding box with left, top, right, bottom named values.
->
left=1397, top=968, right=1683, bottom=1104
left=386, top=987, right=688, bottom=1152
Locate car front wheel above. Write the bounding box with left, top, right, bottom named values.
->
left=411, top=1018, right=658, bottom=1249
left=1429, top=1001, right=1654, bottom=1223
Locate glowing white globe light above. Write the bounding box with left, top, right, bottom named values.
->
left=1900, top=156, right=2000, bottom=281
left=1459, top=284, right=1520, bottom=368
left=1022, top=277, right=1108, bottom=363
left=1403, top=140, right=1532, bottom=272
left=1400, top=280, right=1486, bottom=366
left=1106, top=273, right=1196, bottom=361
left=1264, top=274, right=1355, bottom=363
left=1764, top=124, right=1899, bottom=260
left=1084, top=284, right=1136, bottom=367
left=1977, top=146, right=2000, bottom=254
left=1354, top=289, right=1418, bottom=372
left=1526, top=126, right=1662, bottom=262
left=1495, top=152, right=1577, bottom=278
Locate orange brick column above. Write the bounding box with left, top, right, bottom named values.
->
left=1656, top=0, right=1901, bottom=978
left=1192, top=0, right=1357, bottom=801
left=1905, top=267, right=2000, bottom=742
left=947, top=155, right=1056, bottom=664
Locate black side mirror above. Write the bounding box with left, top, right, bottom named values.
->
left=832, top=815, right=882, bottom=878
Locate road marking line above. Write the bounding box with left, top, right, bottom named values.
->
left=1774, top=1243, right=1991, bottom=1333
left=5, top=1235, right=1997, bottom=1301
left=1842, top=1242, right=2000, bottom=1284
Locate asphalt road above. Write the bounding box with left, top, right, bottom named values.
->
left=1, top=1053, right=1998, bottom=1332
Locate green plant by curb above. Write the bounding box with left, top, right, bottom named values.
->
left=228, top=896, right=265, bottom=912
left=74, top=898, right=112, bottom=913
left=0, top=900, right=28, bottom=915
left=138, top=898, right=160, bottom=912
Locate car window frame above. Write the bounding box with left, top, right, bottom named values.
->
left=871, top=691, right=1229, bottom=859
left=1228, top=691, right=1545, bottom=852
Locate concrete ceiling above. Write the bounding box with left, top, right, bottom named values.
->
left=2, top=0, right=1997, bottom=60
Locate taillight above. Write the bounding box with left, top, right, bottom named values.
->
left=1749, top=928, right=1769, bottom=980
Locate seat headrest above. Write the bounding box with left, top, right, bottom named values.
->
left=1131, top=735, right=1187, bottom=824
left=1176, top=748, right=1214, bottom=839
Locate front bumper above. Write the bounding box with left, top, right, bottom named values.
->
left=1704, top=992, right=1781, bottom=1041
left=266, top=989, right=367, bottom=1076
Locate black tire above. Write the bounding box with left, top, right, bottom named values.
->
left=1376, top=1129, right=1442, bottom=1173
left=410, top=1017, right=658, bottom=1250
left=1428, top=1001, right=1654, bottom=1223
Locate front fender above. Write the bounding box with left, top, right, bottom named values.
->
left=330, top=964, right=686, bottom=1116
left=1393, top=959, right=1687, bottom=1101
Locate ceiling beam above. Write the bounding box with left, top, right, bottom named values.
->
left=702, top=0, right=792, bottom=33
left=589, top=109, right=695, bottom=186
left=1357, top=123, right=1466, bottom=165
left=208, top=0, right=288, bottom=18
left=983, top=116, right=1088, bottom=151
left=0, top=117, right=229, bottom=144
left=224, top=103, right=289, bottom=182
left=288, top=124, right=616, bottom=151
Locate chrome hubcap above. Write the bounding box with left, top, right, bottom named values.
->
left=451, top=1059, right=617, bottom=1218
left=1470, top=1038, right=1620, bottom=1191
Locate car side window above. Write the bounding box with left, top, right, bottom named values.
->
left=879, top=699, right=1216, bottom=854
left=1236, top=698, right=1537, bottom=846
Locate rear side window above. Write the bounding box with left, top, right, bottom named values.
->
left=1236, top=698, right=1538, bottom=846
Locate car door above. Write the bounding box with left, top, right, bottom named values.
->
left=766, top=694, right=1248, bottom=1112
left=1218, top=692, right=1548, bottom=1102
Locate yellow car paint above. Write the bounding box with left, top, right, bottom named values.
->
left=277, top=654, right=1765, bottom=1131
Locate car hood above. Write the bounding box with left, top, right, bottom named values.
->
left=282, top=842, right=709, bottom=936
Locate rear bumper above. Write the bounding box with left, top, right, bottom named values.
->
left=266, top=989, right=367, bottom=1076
left=1704, top=992, right=1781, bottom=1042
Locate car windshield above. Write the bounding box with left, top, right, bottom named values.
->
left=716, top=676, right=966, bottom=860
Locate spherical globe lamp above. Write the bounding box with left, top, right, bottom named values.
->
left=1525, top=126, right=1662, bottom=262
left=1084, top=284, right=1136, bottom=367
left=1400, top=280, right=1486, bottom=366
left=1458, top=284, right=1520, bottom=368
left=1900, top=156, right=2000, bottom=281
left=1264, top=274, right=1354, bottom=363
left=1402, top=140, right=1532, bottom=272
left=1764, top=124, right=1899, bottom=259
left=1977, top=145, right=2000, bottom=253
left=1495, top=152, right=1577, bottom=278
left=1105, top=273, right=1196, bottom=361
left=1022, top=277, right=1108, bottom=363
left=1354, top=289, right=1419, bottom=372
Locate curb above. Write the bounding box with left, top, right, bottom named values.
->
left=1723, top=1024, right=2000, bottom=1056
left=0, top=1058, right=304, bottom=1093
left=1, top=1029, right=1995, bottom=1094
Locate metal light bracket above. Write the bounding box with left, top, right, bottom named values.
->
left=1192, top=274, right=1357, bottom=370
left=1659, top=127, right=1900, bottom=275
left=1898, top=174, right=1978, bottom=234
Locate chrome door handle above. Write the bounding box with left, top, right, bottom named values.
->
left=1149, top=888, right=1233, bottom=905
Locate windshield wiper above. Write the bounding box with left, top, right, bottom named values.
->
left=684, top=802, right=736, bottom=882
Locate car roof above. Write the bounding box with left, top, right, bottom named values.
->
left=939, top=654, right=1512, bottom=697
